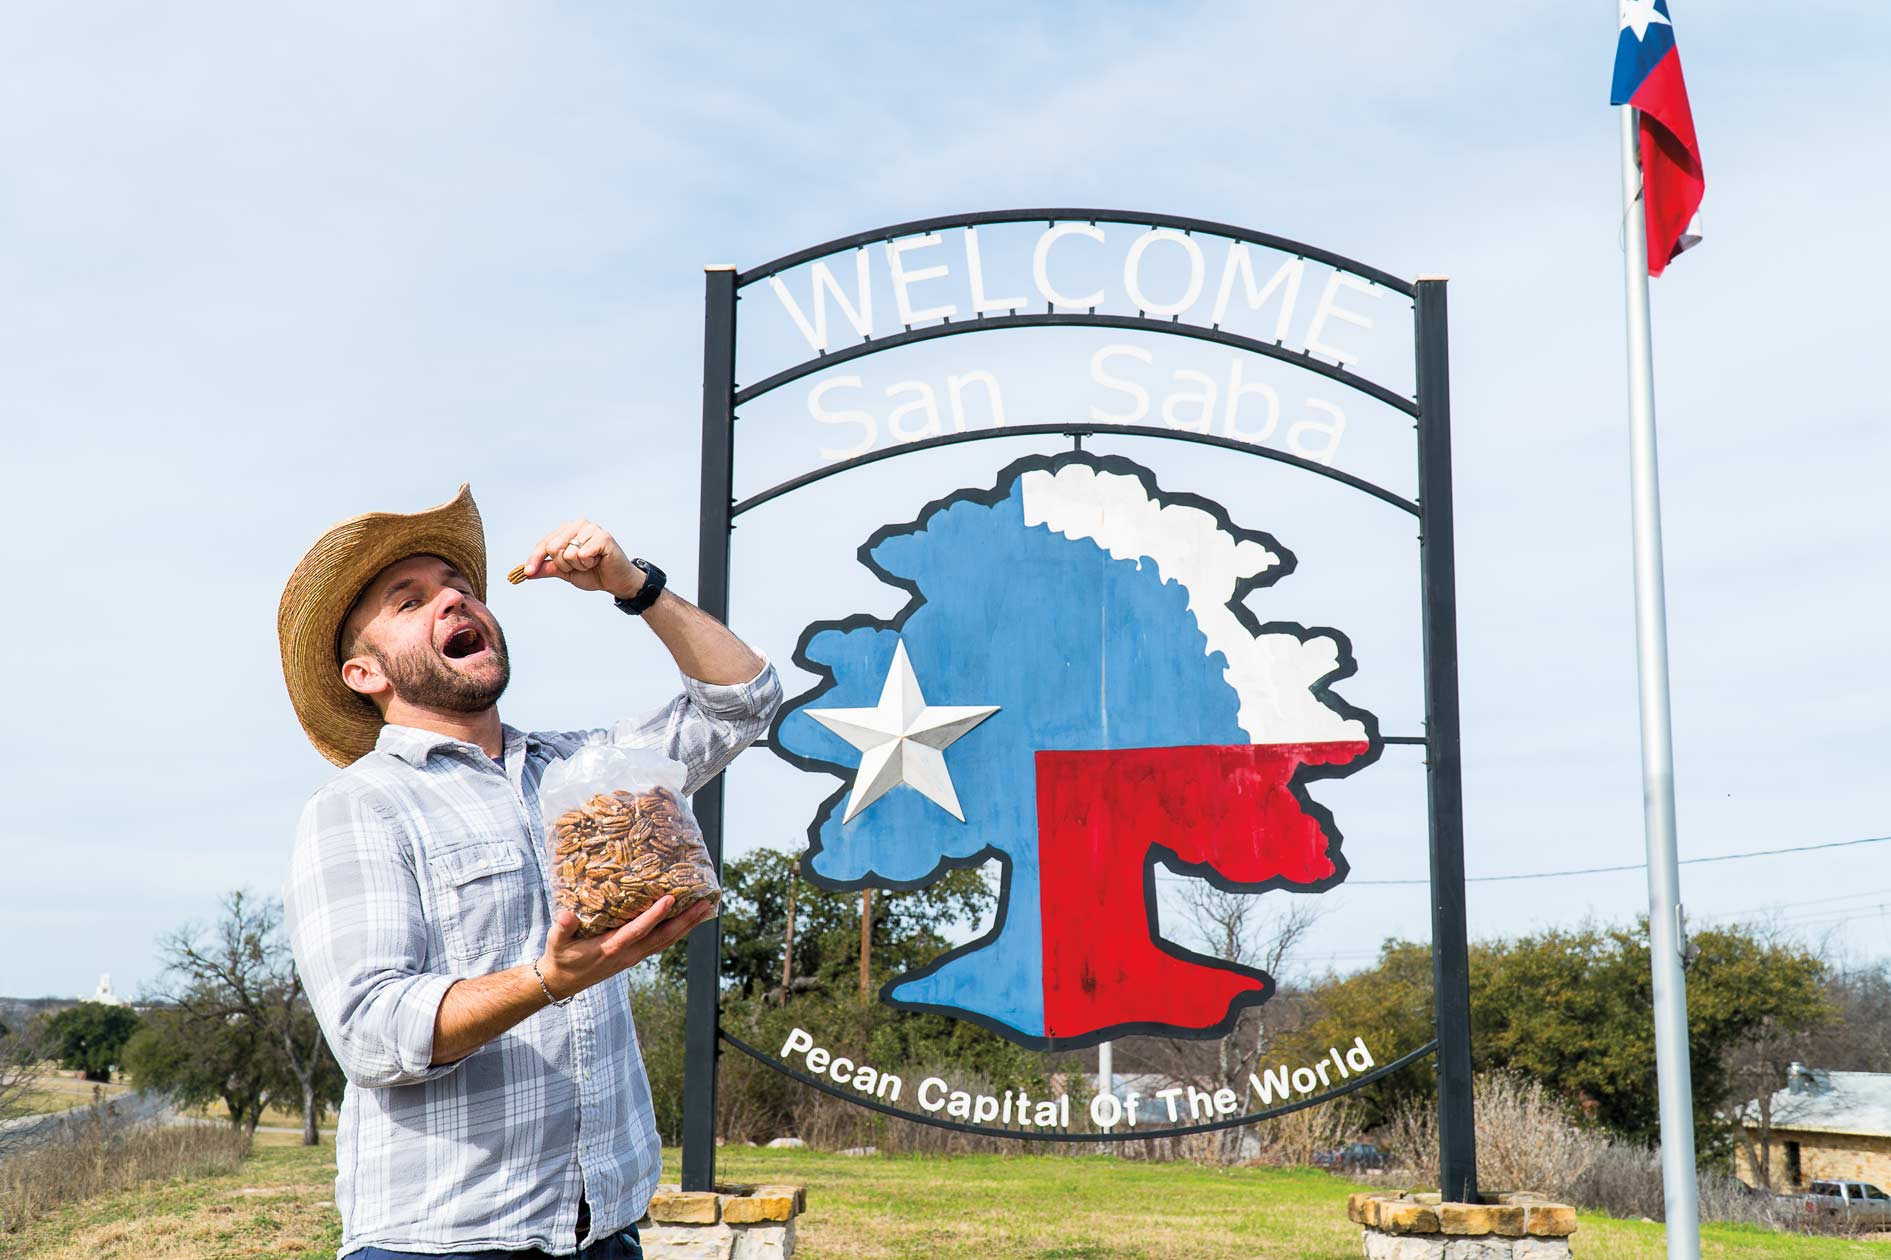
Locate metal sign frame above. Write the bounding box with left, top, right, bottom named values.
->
left=682, top=209, right=1475, bottom=1200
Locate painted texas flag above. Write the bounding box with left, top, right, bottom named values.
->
left=771, top=453, right=1379, bottom=1050
left=1612, top=0, right=1705, bottom=275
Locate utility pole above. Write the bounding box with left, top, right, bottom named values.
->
left=859, top=889, right=872, bottom=997
left=780, top=859, right=798, bottom=996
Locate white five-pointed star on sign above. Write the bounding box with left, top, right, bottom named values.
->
left=806, top=639, right=1000, bottom=823
left=1619, top=0, right=1671, bottom=40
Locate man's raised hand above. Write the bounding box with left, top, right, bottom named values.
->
left=536, top=897, right=715, bottom=1003
left=519, top=519, right=645, bottom=599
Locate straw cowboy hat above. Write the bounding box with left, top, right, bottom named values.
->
left=278, top=484, right=488, bottom=767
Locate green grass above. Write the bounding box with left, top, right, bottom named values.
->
left=2, top=1140, right=1882, bottom=1258
left=674, top=1148, right=1886, bottom=1260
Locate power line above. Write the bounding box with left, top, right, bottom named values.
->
left=1757, top=905, right=1891, bottom=933
left=1339, top=834, right=1891, bottom=886
left=1695, top=886, right=1891, bottom=923
left=1153, top=833, right=1891, bottom=888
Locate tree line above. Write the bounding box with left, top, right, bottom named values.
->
left=1234, top=922, right=1888, bottom=1176
left=7, top=851, right=1873, bottom=1173
left=2, top=892, right=344, bottom=1145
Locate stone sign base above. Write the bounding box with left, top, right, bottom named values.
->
left=1349, top=1190, right=1577, bottom=1260
left=639, top=1182, right=806, bottom=1260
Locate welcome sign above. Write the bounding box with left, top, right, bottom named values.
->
left=682, top=211, right=1475, bottom=1195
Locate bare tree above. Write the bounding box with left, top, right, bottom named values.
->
left=1116, top=885, right=1325, bottom=1161
left=1177, top=883, right=1322, bottom=1089
left=149, top=890, right=338, bottom=1144
left=0, top=1021, right=47, bottom=1135
left=1725, top=1014, right=1818, bottom=1189
left=1813, top=960, right=1891, bottom=1073
left=1721, top=924, right=1845, bottom=1189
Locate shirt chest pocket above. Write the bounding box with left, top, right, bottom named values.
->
left=428, top=843, right=536, bottom=964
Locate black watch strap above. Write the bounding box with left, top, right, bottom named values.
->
left=613, top=559, right=666, bottom=616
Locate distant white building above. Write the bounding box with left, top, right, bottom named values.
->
left=87, top=974, right=129, bottom=1007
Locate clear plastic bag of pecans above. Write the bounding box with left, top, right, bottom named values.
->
left=537, top=746, right=720, bottom=937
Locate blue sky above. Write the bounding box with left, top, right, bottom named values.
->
left=2, top=2, right=1887, bottom=1000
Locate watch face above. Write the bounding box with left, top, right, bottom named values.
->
left=618, top=559, right=665, bottom=613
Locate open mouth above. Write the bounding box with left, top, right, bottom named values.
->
left=442, top=625, right=488, bottom=660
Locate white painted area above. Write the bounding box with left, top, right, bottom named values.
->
left=768, top=252, right=874, bottom=353
left=963, top=227, right=1026, bottom=314
left=1210, top=249, right=1304, bottom=338
left=807, top=371, right=1010, bottom=460
left=1019, top=463, right=1367, bottom=745
left=1304, top=271, right=1385, bottom=366
left=1031, top=222, right=1106, bottom=309
left=1123, top=228, right=1205, bottom=316
left=885, top=234, right=959, bottom=326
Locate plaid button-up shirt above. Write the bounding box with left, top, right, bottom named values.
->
left=283, top=662, right=780, bottom=1259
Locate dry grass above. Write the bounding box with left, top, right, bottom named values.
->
left=0, top=1108, right=250, bottom=1239
left=1245, top=1097, right=1359, bottom=1168
left=1389, top=1074, right=1606, bottom=1201
left=176, top=1098, right=335, bottom=1137
left=0, top=1139, right=335, bottom=1260
left=1385, top=1075, right=1861, bottom=1237
left=7, top=1071, right=132, bottom=1119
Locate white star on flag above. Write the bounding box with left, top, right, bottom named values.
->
left=806, top=639, right=1000, bottom=823
left=1619, top=0, right=1671, bottom=40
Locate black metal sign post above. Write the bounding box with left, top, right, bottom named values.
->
left=1415, top=277, right=1476, bottom=1204
left=681, top=264, right=738, bottom=1193
left=679, top=213, right=1475, bottom=1196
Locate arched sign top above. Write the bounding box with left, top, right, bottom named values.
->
left=736, top=207, right=1415, bottom=299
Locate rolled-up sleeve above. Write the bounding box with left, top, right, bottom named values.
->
left=284, top=786, right=464, bottom=1089
left=607, top=659, right=783, bottom=794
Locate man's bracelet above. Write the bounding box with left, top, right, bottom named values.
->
left=532, top=958, right=572, bottom=1008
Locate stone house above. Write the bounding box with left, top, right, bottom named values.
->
left=1735, top=1063, right=1891, bottom=1191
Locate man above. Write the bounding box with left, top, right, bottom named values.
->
left=278, top=485, right=779, bottom=1260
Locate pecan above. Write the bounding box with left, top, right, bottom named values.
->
left=547, top=788, right=720, bottom=937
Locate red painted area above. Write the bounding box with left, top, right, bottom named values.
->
left=1034, top=741, right=1369, bottom=1040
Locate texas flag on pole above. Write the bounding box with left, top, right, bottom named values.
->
left=1611, top=0, right=1705, bottom=275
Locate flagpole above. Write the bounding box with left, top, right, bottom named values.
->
left=1618, top=101, right=1702, bottom=1260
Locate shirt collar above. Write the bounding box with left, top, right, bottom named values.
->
left=375, top=721, right=541, bottom=768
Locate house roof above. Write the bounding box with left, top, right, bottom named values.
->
left=1744, top=1069, right=1891, bottom=1140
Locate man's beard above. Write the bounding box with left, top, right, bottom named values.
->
left=369, top=624, right=511, bottom=714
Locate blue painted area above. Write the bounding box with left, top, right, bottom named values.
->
left=776, top=475, right=1248, bottom=1038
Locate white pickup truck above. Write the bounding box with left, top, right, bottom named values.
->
left=1802, top=1180, right=1891, bottom=1220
